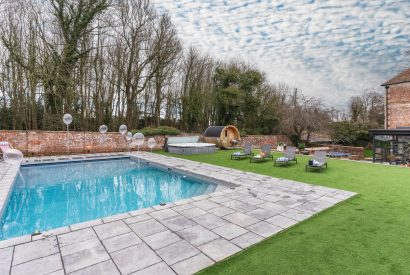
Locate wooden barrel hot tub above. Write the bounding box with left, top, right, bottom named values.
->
left=203, top=125, right=241, bottom=149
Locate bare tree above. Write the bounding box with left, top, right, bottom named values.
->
left=0, top=0, right=337, bottom=139
left=348, top=90, right=384, bottom=128
left=151, top=13, right=181, bottom=126
left=280, top=88, right=331, bottom=145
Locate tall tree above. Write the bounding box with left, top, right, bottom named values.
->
left=151, top=13, right=181, bottom=126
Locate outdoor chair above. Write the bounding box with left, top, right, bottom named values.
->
left=305, top=150, right=328, bottom=172
left=250, top=144, right=273, bottom=163
left=0, top=141, right=23, bottom=163
left=0, top=141, right=12, bottom=161
left=274, top=146, right=297, bottom=167
left=231, top=143, right=254, bottom=160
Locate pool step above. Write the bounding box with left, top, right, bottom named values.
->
left=23, top=154, right=129, bottom=166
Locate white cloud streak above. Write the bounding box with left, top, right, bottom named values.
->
left=153, top=0, right=410, bottom=108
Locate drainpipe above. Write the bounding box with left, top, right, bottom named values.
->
left=384, top=86, right=389, bottom=129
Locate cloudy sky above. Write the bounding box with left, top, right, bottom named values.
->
left=153, top=0, right=410, bottom=108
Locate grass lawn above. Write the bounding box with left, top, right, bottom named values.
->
left=365, top=148, right=373, bottom=158
left=158, top=150, right=410, bottom=274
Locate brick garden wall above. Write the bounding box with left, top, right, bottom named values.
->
left=0, top=131, right=166, bottom=156
left=387, top=82, right=410, bottom=129
left=240, top=135, right=291, bottom=148
left=0, top=130, right=291, bottom=156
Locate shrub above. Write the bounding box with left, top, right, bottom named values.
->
left=243, top=128, right=261, bottom=135
left=356, top=130, right=371, bottom=147
left=404, top=142, right=410, bottom=163
left=131, top=126, right=181, bottom=136
left=289, top=134, right=300, bottom=147
left=240, top=130, right=248, bottom=137
left=330, top=121, right=360, bottom=146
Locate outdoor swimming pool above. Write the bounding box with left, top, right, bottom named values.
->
left=0, top=157, right=217, bottom=240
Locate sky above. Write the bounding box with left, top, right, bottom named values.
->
left=153, top=0, right=410, bottom=108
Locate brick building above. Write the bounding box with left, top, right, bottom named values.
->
left=381, top=68, right=410, bottom=129
left=369, top=68, right=410, bottom=163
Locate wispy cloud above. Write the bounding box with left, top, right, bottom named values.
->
left=154, top=0, right=410, bottom=107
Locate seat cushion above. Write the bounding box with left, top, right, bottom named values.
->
left=311, top=160, right=323, bottom=166
left=276, top=157, right=289, bottom=162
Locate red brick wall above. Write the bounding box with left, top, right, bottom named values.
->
left=387, top=82, right=410, bottom=129
left=240, top=135, right=291, bottom=148
left=0, top=131, right=291, bottom=156
left=0, top=131, right=166, bottom=156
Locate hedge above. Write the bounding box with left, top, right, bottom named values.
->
left=131, top=126, right=181, bottom=136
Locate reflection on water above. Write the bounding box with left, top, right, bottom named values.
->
left=0, top=158, right=215, bottom=240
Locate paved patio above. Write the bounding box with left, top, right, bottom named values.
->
left=0, top=152, right=356, bottom=275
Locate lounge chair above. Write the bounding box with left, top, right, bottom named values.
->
left=0, top=141, right=11, bottom=161
left=231, top=143, right=254, bottom=160
left=0, top=141, right=23, bottom=163
left=250, top=144, right=273, bottom=163
left=274, top=146, right=297, bottom=167
left=305, top=151, right=328, bottom=172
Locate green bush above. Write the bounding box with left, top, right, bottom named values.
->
left=330, top=121, right=373, bottom=146
left=241, top=127, right=274, bottom=136
left=289, top=134, right=300, bottom=147
left=131, top=126, right=181, bottom=136
left=330, top=121, right=360, bottom=146
left=240, top=130, right=248, bottom=137
left=243, top=128, right=261, bottom=135
left=356, top=130, right=371, bottom=147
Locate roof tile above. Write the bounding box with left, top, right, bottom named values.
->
left=382, top=68, right=410, bottom=86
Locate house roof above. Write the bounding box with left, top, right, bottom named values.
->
left=369, top=128, right=410, bottom=136
left=381, top=68, right=410, bottom=86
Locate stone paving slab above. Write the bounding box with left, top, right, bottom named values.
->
left=132, top=261, right=176, bottom=275
left=102, top=231, right=142, bottom=253
left=13, top=237, right=59, bottom=266
left=61, top=238, right=110, bottom=273
left=70, top=260, right=120, bottom=275
left=231, top=232, right=265, bottom=249
left=191, top=213, right=229, bottom=229
left=111, top=243, right=162, bottom=274
left=198, top=239, right=241, bottom=262
left=156, top=240, right=200, bottom=265
left=161, top=215, right=198, bottom=231
left=142, top=230, right=181, bottom=250
left=176, top=225, right=219, bottom=246
left=94, top=220, right=131, bottom=240
left=129, top=218, right=167, bottom=237
left=170, top=253, right=214, bottom=275
left=11, top=253, right=63, bottom=275
left=0, top=152, right=357, bottom=274
left=212, top=223, right=248, bottom=240
left=0, top=246, right=13, bottom=274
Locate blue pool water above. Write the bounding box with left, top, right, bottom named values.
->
left=0, top=158, right=216, bottom=240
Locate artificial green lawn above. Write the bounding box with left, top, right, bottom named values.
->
left=158, top=150, right=410, bottom=274
left=365, top=148, right=373, bottom=158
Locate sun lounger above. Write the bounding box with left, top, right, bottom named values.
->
left=0, top=141, right=24, bottom=163
left=250, top=144, right=273, bottom=163
left=0, top=141, right=11, bottom=161
left=274, top=146, right=297, bottom=167
left=231, top=143, right=254, bottom=160
left=305, top=151, right=328, bottom=172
